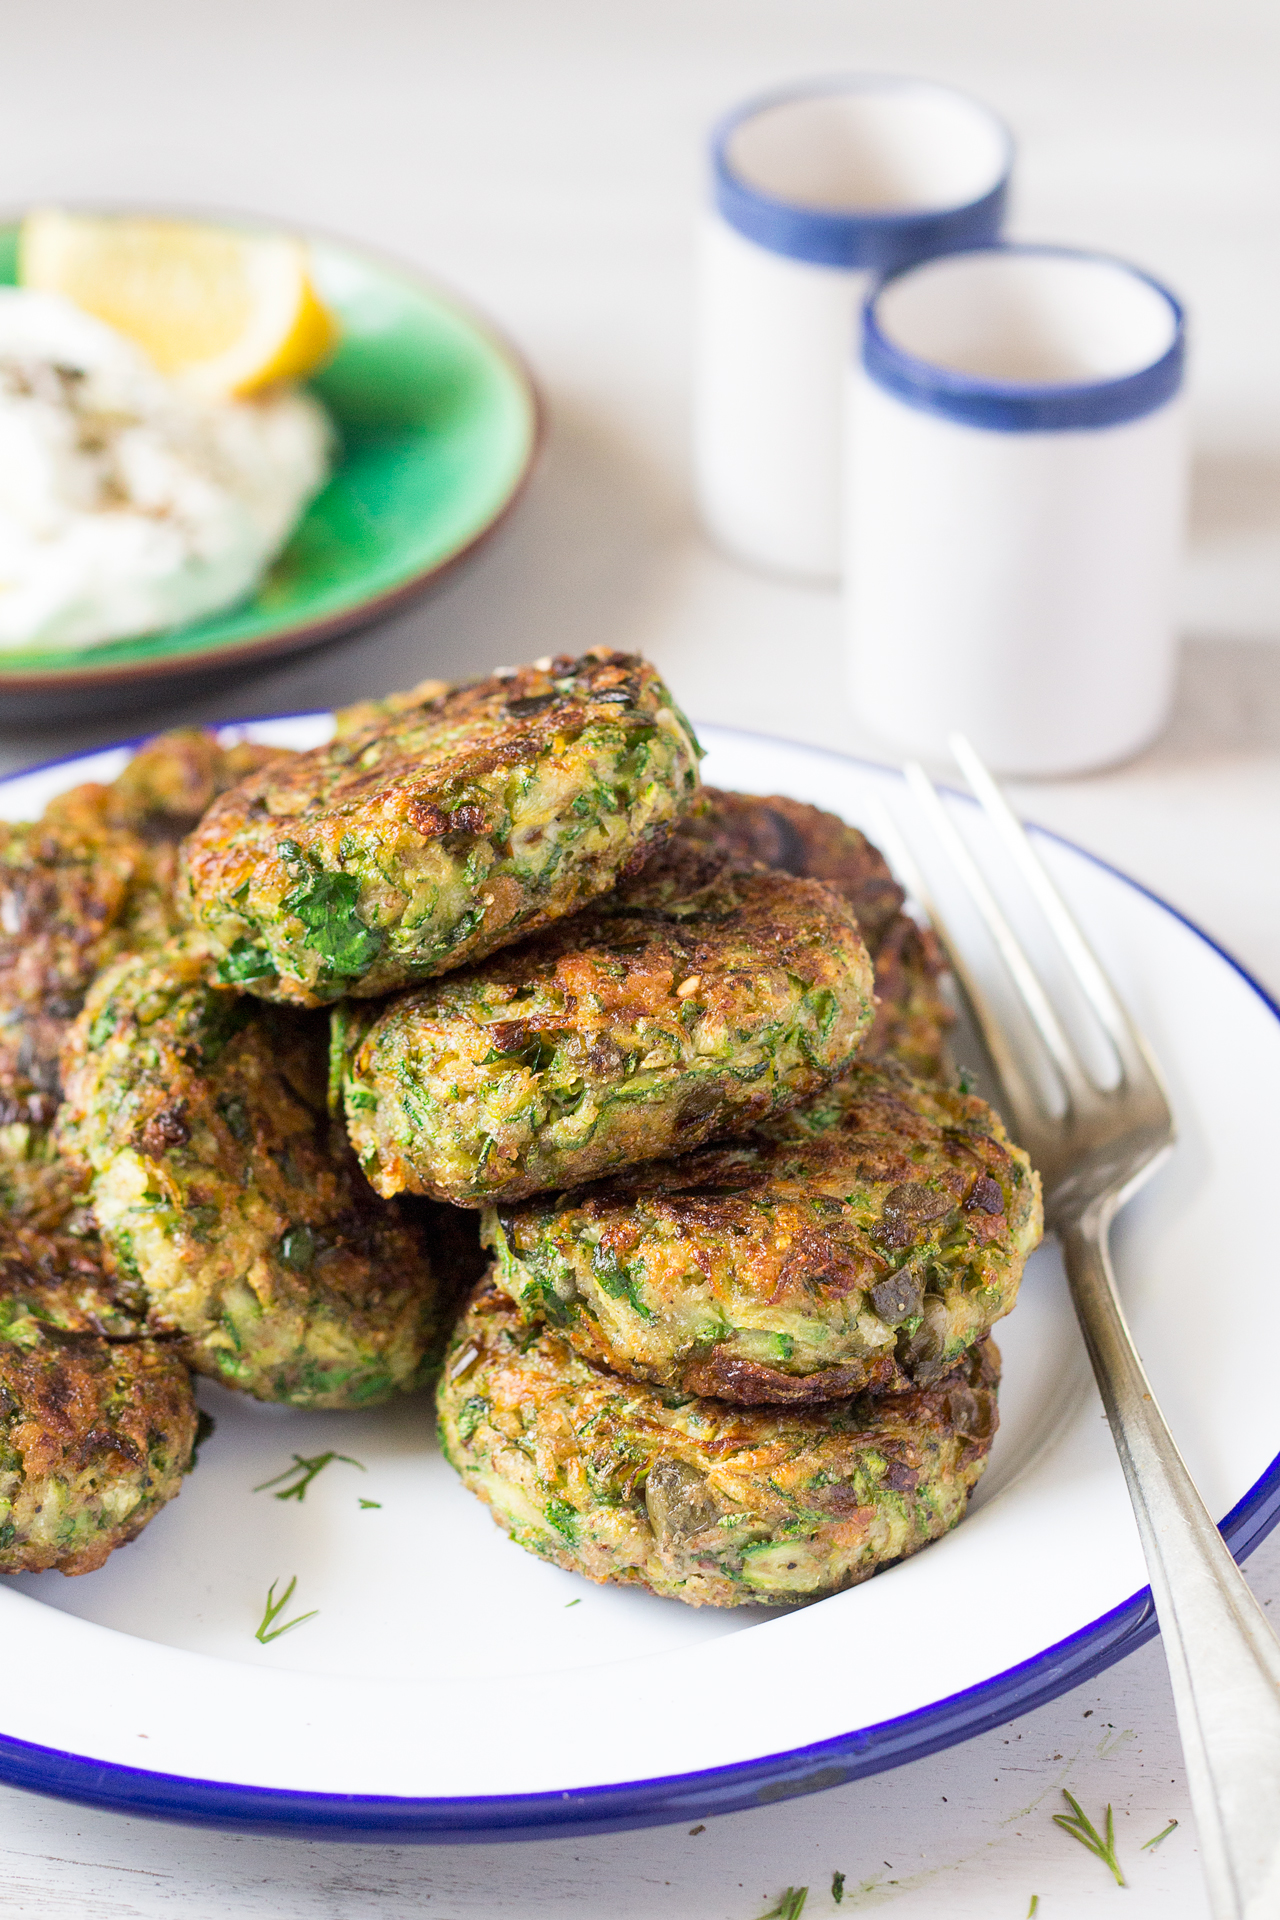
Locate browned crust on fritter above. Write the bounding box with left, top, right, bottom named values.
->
left=332, top=679, right=452, bottom=741
left=0, top=1215, right=144, bottom=1337
left=679, top=1346, right=906, bottom=1405
left=867, top=1327, right=1001, bottom=1445
left=439, top=1276, right=1001, bottom=1606
left=0, top=734, right=295, bottom=1152
left=343, top=860, right=875, bottom=1205
left=488, top=1057, right=1039, bottom=1399
left=681, top=789, right=906, bottom=952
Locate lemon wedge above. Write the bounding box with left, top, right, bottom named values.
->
left=19, top=209, right=339, bottom=398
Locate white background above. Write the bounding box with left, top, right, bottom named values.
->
left=1, top=3, right=1279, bottom=1913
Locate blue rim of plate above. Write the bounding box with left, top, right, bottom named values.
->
left=1, top=718, right=1276, bottom=1843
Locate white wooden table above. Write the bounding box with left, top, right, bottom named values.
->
left=2, top=2, right=1279, bottom=1911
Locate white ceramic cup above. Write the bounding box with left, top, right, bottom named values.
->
left=845, top=245, right=1188, bottom=776
left=694, top=76, right=1012, bottom=582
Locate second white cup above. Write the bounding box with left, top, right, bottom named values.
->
left=844, top=245, right=1187, bottom=776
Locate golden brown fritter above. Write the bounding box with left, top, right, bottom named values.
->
left=57, top=944, right=451, bottom=1407
left=46, top=728, right=295, bottom=846
left=485, top=1059, right=1041, bottom=1403
left=0, top=815, right=148, bottom=1227
left=438, top=1278, right=1000, bottom=1608
left=0, top=818, right=141, bottom=1134
left=0, top=1218, right=196, bottom=1575
left=679, top=789, right=953, bottom=1079
left=181, top=651, right=703, bottom=1006
left=0, top=1216, right=146, bottom=1340
left=680, top=789, right=904, bottom=950
left=337, top=853, right=876, bottom=1206
left=0, top=732, right=295, bottom=1224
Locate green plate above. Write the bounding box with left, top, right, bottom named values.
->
left=0, top=222, right=540, bottom=714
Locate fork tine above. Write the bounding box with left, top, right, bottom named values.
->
left=869, top=799, right=1046, bottom=1129
left=948, top=733, right=1147, bottom=1084
left=903, top=761, right=1098, bottom=1112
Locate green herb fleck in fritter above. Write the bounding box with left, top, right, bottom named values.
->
left=45, top=727, right=298, bottom=956
left=0, top=731, right=296, bottom=1227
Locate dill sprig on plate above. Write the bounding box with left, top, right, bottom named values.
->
left=757, top=1889, right=807, bottom=1920
left=254, top=1575, right=318, bottom=1645
left=1142, top=1819, right=1179, bottom=1850
left=254, top=1451, right=365, bottom=1502
left=1053, top=1790, right=1126, bottom=1887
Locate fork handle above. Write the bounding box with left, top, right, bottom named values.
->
left=1062, top=1205, right=1280, bottom=1918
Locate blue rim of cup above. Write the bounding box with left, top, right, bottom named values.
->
left=712, top=75, right=1013, bottom=272
left=861, top=242, right=1186, bottom=432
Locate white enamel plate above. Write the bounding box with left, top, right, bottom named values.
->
left=1, top=720, right=1276, bottom=1841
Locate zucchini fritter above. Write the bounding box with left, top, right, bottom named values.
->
left=0, top=1219, right=196, bottom=1575
left=0, top=815, right=148, bottom=1226
left=0, top=817, right=141, bottom=1136
left=680, top=789, right=952, bottom=1079
left=337, top=857, right=876, bottom=1206
left=182, top=652, right=703, bottom=1007
left=484, top=1060, right=1041, bottom=1403
left=681, top=790, right=904, bottom=950
left=47, top=727, right=294, bottom=847
left=438, top=1279, right=999, bottom=1608
left=57, top=945, right=449, bottom=1407
left=1, top=733, right=295, bottom=1224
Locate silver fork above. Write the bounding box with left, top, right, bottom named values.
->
left=886, top=733, right=1280, bottom=1920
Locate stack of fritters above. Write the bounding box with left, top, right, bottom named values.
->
left=349, top=766, right=1038, bottom=1610
left=430, top=794, right=1041, bottom=1606
left=1, top=650, right=1042, bottom=1607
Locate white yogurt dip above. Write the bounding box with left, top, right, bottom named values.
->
left=0, top=288, right=332, bottom=651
